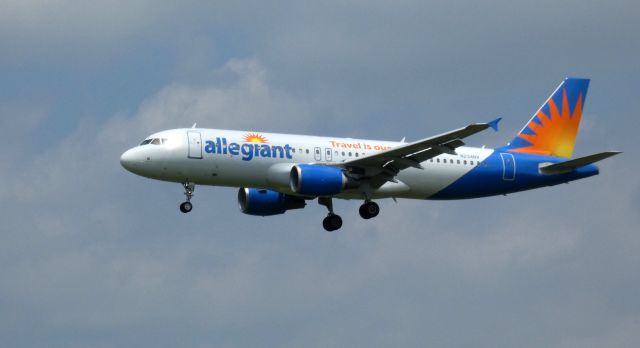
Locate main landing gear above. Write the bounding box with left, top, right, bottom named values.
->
left=359, top=200, right=380, bottom=219
left=319, top=197, right=342, bottom=232
left=179, top=182, right=195, bottom=213
left=317, top=197, right=381, bottom=231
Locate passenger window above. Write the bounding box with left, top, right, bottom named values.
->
left=305, top=149, right=309, bottom=154
left=292, top=148, right=296, bottom=153
left=464, top=160, right=467, bottom=165
left=342, top=151, right=345, bottom=156
left=348, top=152, right=352, bottom=157
left=355, top=153, right=359, bottom=157
left=436, top=158, right=440, bottom=163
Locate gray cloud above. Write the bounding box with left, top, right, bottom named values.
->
left=1, top=1, right=639, bottom=347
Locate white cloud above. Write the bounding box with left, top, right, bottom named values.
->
left=119, top=58, right=313, bottom=134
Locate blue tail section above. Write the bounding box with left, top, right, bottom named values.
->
left=430, top=152, right=599, bottom=200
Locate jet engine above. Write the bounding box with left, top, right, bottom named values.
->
left=238, top=188, right=306, bottom=216
left=290, top=164, right=356, bottom=196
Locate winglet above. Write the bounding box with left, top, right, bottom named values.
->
left=487, top=117, right=502, bottom=131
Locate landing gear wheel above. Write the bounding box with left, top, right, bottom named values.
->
left=179, top=182, right=195, bottom=214
left=323, top=214, right=343, bottom=232
left=180, top=201, right=193, bottom=213
left=359, top=201, right=380, bottom=219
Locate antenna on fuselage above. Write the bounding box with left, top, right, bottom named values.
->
left=191, top=123, right=197, bottom=128
left=400, top=137, right=406, bottom=143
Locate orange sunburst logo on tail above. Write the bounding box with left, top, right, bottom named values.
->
left=510, top=89, right=583, bottom=158
left=243, top=133, right=268, bottom=143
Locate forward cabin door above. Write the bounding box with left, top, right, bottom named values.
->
left=314, top=147, right=322, bottom=161
left=187, top=131, right=203, bottom=159
left=500, top=153, right=515, bottom=180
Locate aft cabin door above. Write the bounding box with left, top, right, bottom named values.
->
left=187, top=131, right=203, bottom=159
left=500, top=153, right=515, bottom=180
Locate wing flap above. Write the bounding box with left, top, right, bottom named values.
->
left=343, top=119, right=499, bottom=170
left=338, top=118, right=500, bottom=188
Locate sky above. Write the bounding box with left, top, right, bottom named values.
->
left=1, top=0, right=639, bottom=347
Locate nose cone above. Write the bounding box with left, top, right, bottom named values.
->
left=120, top=148, right=140, bottom=173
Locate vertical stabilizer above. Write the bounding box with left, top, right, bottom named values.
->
left=504, top=77, right=589, bottom=158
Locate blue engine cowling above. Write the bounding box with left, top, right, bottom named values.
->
left=238, top=188, right=306, bottom=216
left=290, top=164, right=349, bottom=196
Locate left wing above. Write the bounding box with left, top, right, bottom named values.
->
left=340, top=118, right=501, bottom=186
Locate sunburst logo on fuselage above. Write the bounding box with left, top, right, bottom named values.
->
left=243, top=133, right=268, bottom=143
left=510, top=88, right=583, bottom=158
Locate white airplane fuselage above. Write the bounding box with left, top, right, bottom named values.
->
left=120, top=128, right=498, bottom=200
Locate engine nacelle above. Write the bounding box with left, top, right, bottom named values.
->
left=290, top=164, right=355, bottom=196
left=238, top=188, right=306, bottom=216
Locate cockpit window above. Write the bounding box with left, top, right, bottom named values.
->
left=140, top=137, right=168, bottom=146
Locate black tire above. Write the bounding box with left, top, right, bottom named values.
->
left=180, top=201, right=193, bottom=213
left=323, top=214, right=343, bottom=231
left=359, top=201, right=379, bottom=219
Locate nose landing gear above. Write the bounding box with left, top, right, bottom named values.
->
left=179, top=201, right=192, bottom=213
left=179, top=182, right=195, bottom=213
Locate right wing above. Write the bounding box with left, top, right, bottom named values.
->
left=339, top=118, right=501, bottom=186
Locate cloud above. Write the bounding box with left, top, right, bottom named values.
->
left=1, top=1, right=639, bottom=347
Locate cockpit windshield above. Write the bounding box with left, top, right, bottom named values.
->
left=139, top=138, right=167, bottom=146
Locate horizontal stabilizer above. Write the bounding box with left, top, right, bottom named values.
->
left=539, top=151, right=621, bottom=175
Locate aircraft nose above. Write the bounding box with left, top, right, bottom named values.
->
left=120, top=148, right=139, bottom=172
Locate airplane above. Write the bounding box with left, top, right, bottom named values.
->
left=120, top=77, right=620, bottom=231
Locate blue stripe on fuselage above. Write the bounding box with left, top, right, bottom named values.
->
left=429, top=152, right=599, bottom=200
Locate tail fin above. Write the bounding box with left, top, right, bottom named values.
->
left=504, top=77, right=590, bottom=158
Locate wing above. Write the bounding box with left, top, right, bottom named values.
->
left=340, top=118, right=501, bottom=187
